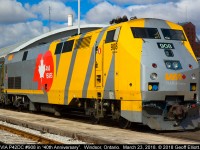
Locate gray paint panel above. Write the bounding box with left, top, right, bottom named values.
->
left=6, top=60, right=37, bottom=89
left=56, top=55, right=60, bottom=75
left=5, top=43, right=51, bottom=103
left=5, top=43, right=50, bottom=93
left=103, top=55, right=115, bottom=99
left=28, top=94, right=48, bottom=103
left=121, top=110, right=142, bottom=122
left=27, top=43, right=50, bottom=60
left=5, top=43, right=50, bottom=64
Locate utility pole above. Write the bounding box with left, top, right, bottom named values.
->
left=78, top=0, right=80, bottom=34
left=49, top=6, right=51, bottom=32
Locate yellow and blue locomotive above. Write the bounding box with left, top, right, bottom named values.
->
left=0, top=17, right=199, bottom=130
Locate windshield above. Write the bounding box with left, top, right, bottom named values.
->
left=131, top=27, right=161, bottom=39
left=161, top=29, right=186, bottom=41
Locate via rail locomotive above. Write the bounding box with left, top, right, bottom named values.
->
left=0, top=17, right=199, bottom=130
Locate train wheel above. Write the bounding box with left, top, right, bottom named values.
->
left=119, top=116, right=131, bottom=129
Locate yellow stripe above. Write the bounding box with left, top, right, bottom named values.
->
left=8, top=54, right=14, bottom=61
left=121, top=100, right=142, bottom=112
left=68, top=34, right=94, bottom=102
left=4, top=89, right=44, bottom=94
left=118, top=20, right=144, bottom=111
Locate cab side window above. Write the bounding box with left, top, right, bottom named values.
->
left=105, top=27, right=120, bottom=43
left=62, top=40, right=74, bottom=53
left=55, top=43, right=63, bottom=55
left=105, top=30, right=116, bottom=43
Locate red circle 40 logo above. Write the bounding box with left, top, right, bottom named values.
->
left=33, top=51, right=54, bottom=92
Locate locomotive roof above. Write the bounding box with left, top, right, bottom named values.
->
left=0, top=24, right=107, bottom=58
left=0, top=18, right=181, bottom=59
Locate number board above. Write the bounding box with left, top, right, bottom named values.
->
left=157, top=43, right=174, bottom=49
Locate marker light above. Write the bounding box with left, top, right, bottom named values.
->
left=152, top=85, right=158, bottom=91
left=148, top=85, right=152, bottom=91
left=190, top=83, right=196, bottom=91
left=152, top=63, right=157, bottom=68
left=148, top=83, right=159, bottom=91
left=191, top=85, right=196, bottom=91
left=189, top=64, right=193, bottom=69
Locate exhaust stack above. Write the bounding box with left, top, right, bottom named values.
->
left=68, top=14, right=73, bottom=27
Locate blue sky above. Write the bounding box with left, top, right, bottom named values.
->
left=0, top=0, right=199, bottom=48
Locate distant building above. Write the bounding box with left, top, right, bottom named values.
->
left=179, top=22, right=200, bottom=57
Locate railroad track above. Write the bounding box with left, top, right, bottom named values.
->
left=0, top=129, right=38, bottom=144
left=0, top=124, right=63, bottom=144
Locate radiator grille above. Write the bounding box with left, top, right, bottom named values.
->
left=8, top=77, right=21, bottom=89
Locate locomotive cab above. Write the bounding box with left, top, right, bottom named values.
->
left=131, top=19, right=200, bottom=130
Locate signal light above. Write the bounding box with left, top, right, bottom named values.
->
left=148, top=83, right=159, bottom=91
left=190, top=83, right=196, bottom=91
left=152, top=85, right=158, bottom=91
left=148, top=85, right=152, bottom=91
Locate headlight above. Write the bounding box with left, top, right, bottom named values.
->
left=172, top=62, right=179, bottom=69
left=165, top=60, right=182, bottom=70
left=165, top=62, right=172, bottom=69
left=150, top=73, right=157, bottom=80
